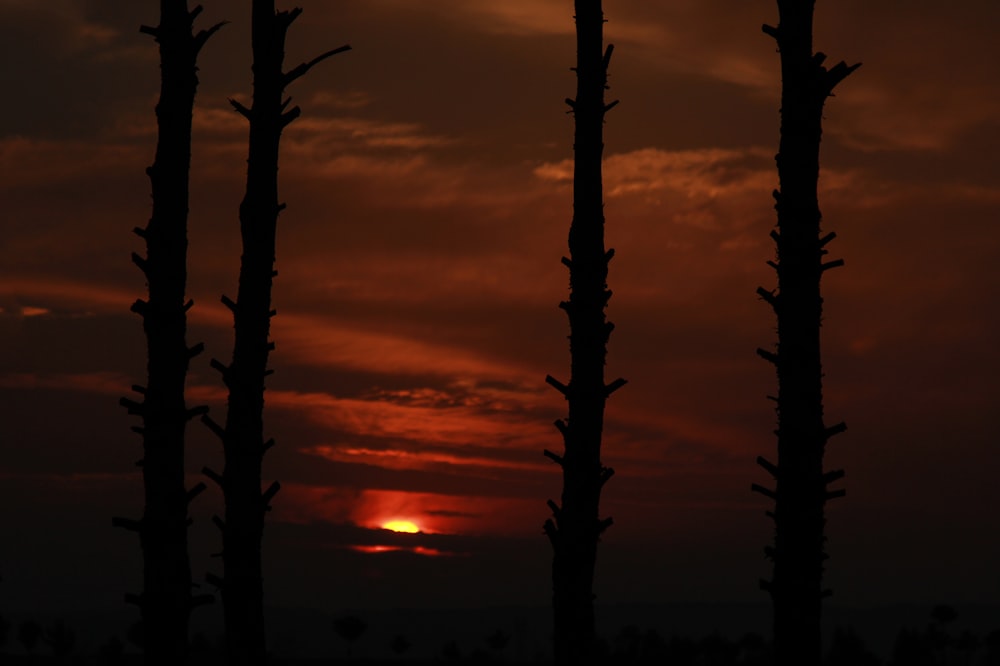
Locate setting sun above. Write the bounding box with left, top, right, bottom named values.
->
left=383, top=520, right=421, bottom=534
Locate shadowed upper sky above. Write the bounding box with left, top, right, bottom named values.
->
left=1, top=0, right=999, bottom=616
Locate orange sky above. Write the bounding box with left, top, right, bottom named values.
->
left=1, top=0, right=999, bottom=614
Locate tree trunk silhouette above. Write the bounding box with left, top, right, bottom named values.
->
left=754, top=3, right=858, bottom=666
left=199, top=4, right=347, bottom=664
left=115, top=4, right=222, bottom=664
left=543, top=2, right=623, bottom=663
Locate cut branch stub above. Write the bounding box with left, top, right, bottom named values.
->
left=543, top=518, right=558, bottom=543
left=756, top=348, right=779, bottom=365
left=599, top=466, right=615, bottom=487
left=822, top=469, right=845, bottom=484
left=120, top=397, right=144, bottom=416
left=283, top=44, right=352, bottom=87
left=597, top=517, right=613, bottom=535
left=757, top=456, right=779, bottom=478
left=186, top=405, right=209, bottom=421
left=605, top=377, right=627, bottom=396
left=547, top=499, right=562, bottom=519
left=543, top=449, right=564, bottom=466
left=821, top=259, right=845, bottom=272
left=131, top=252, right=149, bottom=274
left=229, top=98, right=251, bottom=120
left=277, top=6, right=303, bottom=29
left=186, top=482, right=207, bottom=504
left=825, top=422, right=847, bottom=439
left=193, top=20, right=228, bottom=54
left=751, top=483, right=777, bottom=500
left=262, top=481, right=281, bottom=509
left=202, top=466, right=224, bottom=488
left=603, top=43, right=614, bottom=70
left=201, top=414, right=225, bottom=441
left=756, top=286, right=779, bottom=310
left=112, top=517, right=143, bottom=533
left=280, top=106, right=302, bottom=128
left=824, top=488, right=847, bottom=502
left=823, top=61, right=862, bottom=95
left=545, top=374, right=569, bottom=396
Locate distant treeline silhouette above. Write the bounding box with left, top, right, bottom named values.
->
left=4, top=605, right=1000, bottom=664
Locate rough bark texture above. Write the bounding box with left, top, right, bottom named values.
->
left=200, top=5, right=347, bottom=664
left=115, top=4, right=221, bottom=664
left=543, top=2, right=623, bottom=663
left=754, top=3, right=857, bottom=665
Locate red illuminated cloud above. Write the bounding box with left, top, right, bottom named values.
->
left=275, top=485, right=536, bottom=537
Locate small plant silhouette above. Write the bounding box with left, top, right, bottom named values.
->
left=441, top=639, right=462, bottom=661
left=390, top=633, right=411, bottom=655
left=41, top=619, right=75, bottom=660
left=486, top=628, right=510, bottom=654
left=17, top=619, right=40, bottom=655
left=333, top=615, right=367, bottom=657
left=99, top=635, right=126, bottom=665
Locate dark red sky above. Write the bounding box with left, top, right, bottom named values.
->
left=1, top=0, right=999, bottom=614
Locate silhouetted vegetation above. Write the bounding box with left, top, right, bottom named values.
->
left=18, top=619, right=40, bottom=655
left=197, top=2, right=349, bottom=663
left=544, top=1, right=624, bottom=663
left=752, top=2, right=859, bottom=665
left=333, top=614, right=367, bottom=657
left=114, top=3, right=222, bottom=664
left=0, top=613, right=9, bottom=650
left=390, top=633, right=411, bottom=656
left=40, top=619, right=74, bottom=661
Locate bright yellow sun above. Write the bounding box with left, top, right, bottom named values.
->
left=382, top=520, right=420, bottom=534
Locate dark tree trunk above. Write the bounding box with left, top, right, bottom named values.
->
left=115, top=3, right=222, bottom=665
left=200, top=5, right=347, bottom=664
left=543, top=2, right=623, bottom=664
left=754, top=3, right=858, bottom=666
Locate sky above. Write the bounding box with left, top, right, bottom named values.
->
left=1, top=0, right=999, bottom=620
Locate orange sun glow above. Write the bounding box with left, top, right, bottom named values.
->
left=382, top=520, right=421, bottom=533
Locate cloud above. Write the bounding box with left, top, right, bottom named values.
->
left=0, top=371, right=129, bottom=395
left=275, top=485, right=538, bottom=537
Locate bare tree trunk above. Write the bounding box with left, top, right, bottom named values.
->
left=754, top=3, right=858, bottom=665
left=200, top=4, right=348, bottom=664
left=115, top=3, right=222, bottom=665
left=543, top=2, right=623, bottom=663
